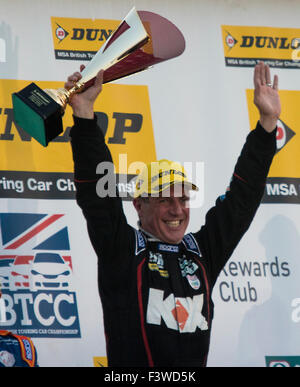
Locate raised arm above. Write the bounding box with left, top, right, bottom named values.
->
left=194, top=62, right=280, bottom=284
left=65, top=65, right=103, bottom=119
left=67, top=67, right=133, bottom=263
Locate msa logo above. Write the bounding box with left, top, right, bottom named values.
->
left=146, top=288, right=208, bottom=333
left=266, top=182, right=298, bottom=196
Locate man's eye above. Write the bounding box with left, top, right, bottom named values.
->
left=181, top=197, right=189, bottom=202
left=159, top=199, right=167, bottom=203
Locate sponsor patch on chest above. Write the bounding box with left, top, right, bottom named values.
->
left=148, top=251, right=169, bottom=278
left=178, top=257, right=200, bottom=289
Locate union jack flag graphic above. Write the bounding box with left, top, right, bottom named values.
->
left=0, top=213, right=70, bottom=251
left=0, top=213, right=72, bottom=292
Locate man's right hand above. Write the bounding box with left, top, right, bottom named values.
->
left=64, top=65, right=104, bottom=119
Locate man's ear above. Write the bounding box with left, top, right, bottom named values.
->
left=133, top=198, right=142, bottom=214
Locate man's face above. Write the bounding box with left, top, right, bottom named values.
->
left=133, top=185, right=190, bottom=244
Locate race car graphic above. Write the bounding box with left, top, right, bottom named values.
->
left=30, top=252, right=73, bottom=291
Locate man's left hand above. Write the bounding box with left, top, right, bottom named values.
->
left=253, top=61, right=281, bottom=133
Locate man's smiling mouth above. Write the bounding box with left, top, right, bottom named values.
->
left=165, top=220, right=182, bottom=228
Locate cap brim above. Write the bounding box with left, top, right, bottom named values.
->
left=161, top=180, right=198, bottom=194
left=134, top=180, right=198, bottom=198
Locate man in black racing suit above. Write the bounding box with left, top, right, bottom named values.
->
left=67, top=62, right=280, bottom=367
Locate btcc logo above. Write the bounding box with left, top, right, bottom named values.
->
left=0, top=213, right=81, bottom=338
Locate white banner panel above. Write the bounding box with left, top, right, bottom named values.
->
left=0, top=0, right=300, bottom=367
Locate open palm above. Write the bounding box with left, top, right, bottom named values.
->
left=253, top=62, right=281, bottom=132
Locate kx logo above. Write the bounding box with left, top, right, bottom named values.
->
left=146, top=288, right=208, bottom=333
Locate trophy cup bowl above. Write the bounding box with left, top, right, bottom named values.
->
left=12, top=7, right=185, bottom=146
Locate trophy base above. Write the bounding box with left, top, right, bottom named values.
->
left=12, top=83, right=64, bottom=147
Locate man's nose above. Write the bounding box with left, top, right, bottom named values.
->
left=169, top=198, right=184, bottom=215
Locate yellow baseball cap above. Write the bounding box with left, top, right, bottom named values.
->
left=134, top=159, right=198, bottom=198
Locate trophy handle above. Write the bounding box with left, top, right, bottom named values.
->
left=43, top=81, right=85, bottom=111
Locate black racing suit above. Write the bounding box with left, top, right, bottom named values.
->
left=70, top=116, right=276, bottom=367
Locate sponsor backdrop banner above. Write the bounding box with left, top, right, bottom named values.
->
left=0, top=0, right=300, bottom=367
left=222, top=25, right=300, bottom=69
